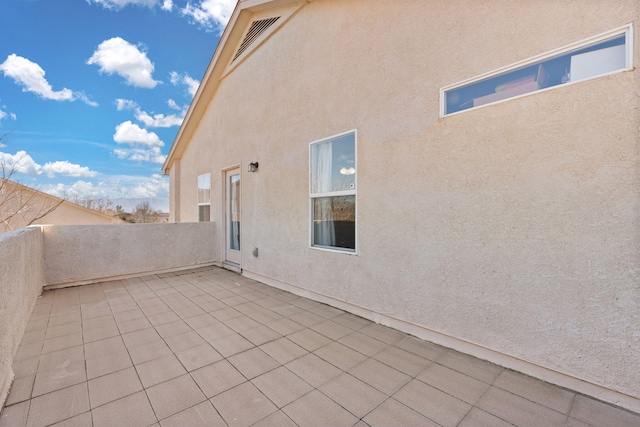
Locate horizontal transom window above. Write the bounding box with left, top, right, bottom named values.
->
left=441, top=25, right=633, bottom=116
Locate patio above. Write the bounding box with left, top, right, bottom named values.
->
left=1, top=266, right=638, bottom=427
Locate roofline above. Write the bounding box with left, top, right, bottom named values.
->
left=162, top=0, right=309, bottom=175
left=1, top=178, right=121, bottom=221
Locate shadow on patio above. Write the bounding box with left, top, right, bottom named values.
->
left=1, top=266, right=638, bottom=427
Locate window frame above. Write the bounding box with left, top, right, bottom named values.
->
left=197, top=173, right=211, bottom=222
left=309, top=129, right=358, bottom=254
left=440, top=24, right=634, bottom=117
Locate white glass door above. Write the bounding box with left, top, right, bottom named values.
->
left=225, top=168, right=241, bottom=265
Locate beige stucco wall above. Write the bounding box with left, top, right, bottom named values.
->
left=0, top=227, right=44, bottom=407
left=171, top=0, right=639, bottom=404
left=43, top=223, right=215, bottom=287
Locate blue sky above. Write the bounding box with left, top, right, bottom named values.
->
left=0, top=0, right=235, bottom=212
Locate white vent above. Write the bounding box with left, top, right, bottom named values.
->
left=233, top=17, right=280, bottom=61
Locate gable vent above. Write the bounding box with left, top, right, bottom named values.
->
left=233, top=17, right=280, bottom=61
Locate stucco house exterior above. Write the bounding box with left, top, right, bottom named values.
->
left=162, top=0, right=639, bottom=412
left=0, top=179, right=120, bottom=233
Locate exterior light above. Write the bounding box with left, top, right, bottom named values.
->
left=248, top=162, right=259, bottom=172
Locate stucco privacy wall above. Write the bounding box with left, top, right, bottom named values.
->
left=171, top=0, right=639, bottom=407
left=0, top=227, right=44, bottom=407
left=42, top=223, right=215, bottom=287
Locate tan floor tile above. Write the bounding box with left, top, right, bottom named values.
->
left=476, top=386, right=566, bottom=427
left=331, top=313, right=372, bottom=330
left=210, top=306, right=243, bottom=321
left=20, top=330, right=46, bottom=346
left=0, top=401, right=30, bottom=427
left=239, top=325, right=282, bottom=346
left=320, top=373, right=387, bottom=418
left=252, top=366, right=313, bottom=408
left=146, top=374, right=207, bottom=421
left=12, top=356, right=39, bottom=377
left=310, top=319, right=353, bottom=340
left=211, top=333, right=254, bottom=358
left=394, top=336, right=447, bottom=361
left=41, top=333, right=83, bottom=354
left=228, top=348, right=279, bottom=379
left=175, top=343, right=223, bottom=371
left=211, top=382, right=278, bottom=427
left=37, top=346, right=84, bottom=373
left=128, top=339, right=173, bottom=364
left=86, top=348, right=133, bottom=379
left=155, top=319, right=191, bottom=338
left=81, top=306, right=111, bottom=320
left=49, top=411, right=92, bottom=427
left=282, top=389, right=358, bottom=427
left=458, top=407, right=515, bottom=427
left=164, top=330, right=206, bottom=353
left=116, top=316, right=152, bottom=334
left=174, top=304, right=206, bottom=319
left=194, top=321, right=234, bottom=344
left=47, top=312, right=81, bottom=328
left=363, top=398, right=439, bottom=427
left=6, top=375, right=35, bottom=405
left=113, top=308, right=145, bottom=323
left=418, top=363, right=490, bottom=404
left=259, top=337, right=307, bottom=365
left=45, top=322, right=82, bottom=340
left=159, top=401, right=226, bottom=427
left=91, top=391, right=157, bottom=427
left=88, top=366, right=143, bottom=408
left=26, top=383, right=89, bottom=427
left=286, top=353, right=342, bottom=388
left=224, top=315, right=262, bottom=333
left=314, top=341, right=368, bottom=371
left=191, top=360, right=246, bottom=398
left=436, top=350, right=503, bottom=384
left=135, top=354, right=186, bottom=388
left=82, top=324, right=120, bottom=343
left=141, top=303, right=172, bottom=317
left=184, top=313, right=218, bottom=329
left=338, top=332, right=388, bottom=356
left=494, top=369, right=575, bottom=414
left=121, top=327, right=161, bottom=348
left=32, top=359, right=86, bottom=397
left=287, top=329, right=332, bottom=352
left=570, top=395, right=640, bottom=427
left=148, top=311, right=181, bottom=326
left=265, top=318, right=305, bottom=335
left=393, top=379, right=471, bottom=426
left=289, top=311, right=325, bottom=328
left=81, top=315, right=116, bottom=331
left=251, top=410, right=297, bottom=427
left=349, top=358, right=411, bottom=395
left=84, top=336, right=126, bottom=360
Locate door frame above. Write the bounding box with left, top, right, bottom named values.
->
left=223, top=166, right=242, bottom=266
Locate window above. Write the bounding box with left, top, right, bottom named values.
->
left=442, top=25, right=633, bottom=116
left=310, top=131, right=356, bottom=252
left=197, top=173, right=211, bottom=222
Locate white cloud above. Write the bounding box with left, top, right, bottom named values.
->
left=181, top=0, right=235, bottom=31
left=135, top=110, right=184, bottom=128
left=161, top=0, right=173, bottom=11
left=87, top=37, right=160, bottom=88
left=114, top=146, right=166, bottom=164
left=113, top=121, right=164, bottom=147
left=169, top=71, right=200, bottom=97
left=0, top=54, right=97, bottom=105
left=87, top=0, right=159, bottom=10
left=0, top=150, right=42, bottom=175
left=116, top=98, right=185, bottom=128
left=42, top=174, right=170, bottom=212
left=42, top=161, right=99, bottom=179
left=0, top=150, right=100, bottom=178
left=116, top=98, right=138, bottom=111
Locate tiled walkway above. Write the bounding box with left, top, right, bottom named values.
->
left=1, top=267, right=638, bottom=427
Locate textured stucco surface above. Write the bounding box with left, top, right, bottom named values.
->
left=0, top=227, right=44, bottom=406
left=169, top=0, right=640, bottom=402
left=42, top=223, right=215, bottom=286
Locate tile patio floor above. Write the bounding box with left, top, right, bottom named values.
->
left=1, top=266, right=638, bottom=427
